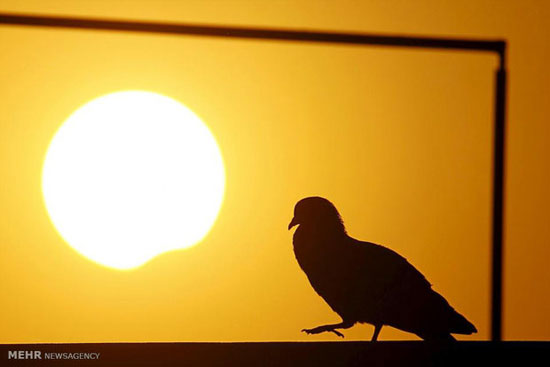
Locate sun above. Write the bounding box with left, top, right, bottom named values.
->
left=42, top=91, right=225, bottom=270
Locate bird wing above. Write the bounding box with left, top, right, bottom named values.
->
left=333, top=238, right=432, bottom=321
left=350, top=240, right=476, bottom=337
left=349, top=239, right=430, bottom=293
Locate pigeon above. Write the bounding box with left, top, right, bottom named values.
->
left=288, top=196, right=477, bottom=341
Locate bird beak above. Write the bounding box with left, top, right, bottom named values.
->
left=288, top=217, right=298, bottom=230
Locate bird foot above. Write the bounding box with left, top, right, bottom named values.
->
left=302, top=326, right=344, bottom=338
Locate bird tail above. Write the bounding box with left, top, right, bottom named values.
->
left=450, top=310, right=477, bottom=335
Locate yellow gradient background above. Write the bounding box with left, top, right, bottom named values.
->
left=0, top=1, right=548, bottom=342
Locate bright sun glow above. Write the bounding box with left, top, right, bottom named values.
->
left=42, top=91, right=225, bottom=270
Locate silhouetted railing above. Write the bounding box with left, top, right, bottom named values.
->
left=1, top=342, right=547, bottom=367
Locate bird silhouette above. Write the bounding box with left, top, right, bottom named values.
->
left=288, top=196, right=477, bottom=341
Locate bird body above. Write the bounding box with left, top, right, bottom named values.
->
left=289, top=197, right=477, bottom=341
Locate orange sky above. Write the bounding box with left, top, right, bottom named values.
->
left=0, top=1, right=548, bottom=342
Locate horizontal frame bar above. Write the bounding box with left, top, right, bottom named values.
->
left=0, top=13, right=504, bottom=58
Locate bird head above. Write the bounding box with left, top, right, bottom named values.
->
left=288, top=197, right=346, bottom=233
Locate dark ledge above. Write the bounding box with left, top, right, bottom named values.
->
left=1, top=341, right=548, bottom=366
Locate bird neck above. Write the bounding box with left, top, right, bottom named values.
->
left=296, top=223, right=347, bottom=239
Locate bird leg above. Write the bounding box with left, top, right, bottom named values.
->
left=302, top=321, right=355, bottom=338
left=371, top=324, right=382, bottom=342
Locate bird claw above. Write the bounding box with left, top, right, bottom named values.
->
left=331, top=330, right=345, bottom=338
left=301, top=327, right=344, bottom=338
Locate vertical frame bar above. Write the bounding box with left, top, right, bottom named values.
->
left=491, top=51, right=507, bottom=341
